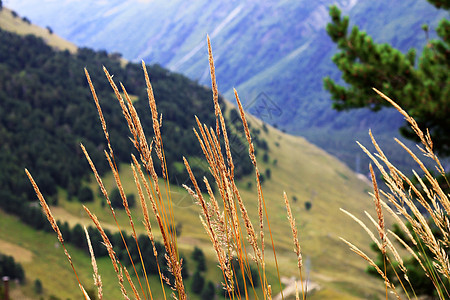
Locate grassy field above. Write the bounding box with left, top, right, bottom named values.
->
left=0, top=210, right=124, bottom=299
left=0, top=7, right=77, bottom=53
left=0, top=209, right=243, bottom=300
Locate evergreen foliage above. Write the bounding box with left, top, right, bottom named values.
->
left=34, top=279, right=43, bottom=294
left=191, top=246, right=206, bottom=272
left=324, top=2, right=450, bottom=154
left=71, top=223, right=85, bottom=248
left=110, top=188, right=122, bottom=209
left=305, top=201, right=312, bottom=211
left=77, top=186, right=94, bottom=202
left=109, top=188, right=136, bottom=209
left=201, top=281, right=215, bottom=300
left=191, top=271, right=205, bottom=294
left=0, top=253, right=25, bottom=283
left=427, top=0, right=450, bottom=9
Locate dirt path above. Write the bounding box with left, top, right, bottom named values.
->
left=0, top=239, right=33, bottom=262
left=274, top=276, right=321, bottom=300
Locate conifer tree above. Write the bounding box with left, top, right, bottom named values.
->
left=201, top=281, right=215, bottom=300
left=324, top=1, right=449, bottom=154
left=191, top=271, right=205, bottom=294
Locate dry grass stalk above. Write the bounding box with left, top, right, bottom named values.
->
left=131, top=155, right=167, bottom=299
left=344, top=89, right=450, bottom=299
left=180, top=37, right=302, bottom=299
left=25, top=169, right=63, bottom=245
left=363, top=211, right=415, bottom=295
left=100, top=62, right=185, bottom=298
left=123, top=266, right=141, bottom=300
left=80, top=143, right=112, bottom=207
left=283, top=192, right=305, bottom=299
left=340, top=238, right=400, bottom=299
left=84, top=68, right=114, bottom=158
left=25, top=169, right=90, bottom=300
left=341, top=208, right=383, bottom=250
left=121, top=82, right=151, bottom=162
left=379, top=196, right=417, bottom=246
left=103, top=67, right=136, bottom=158
left=83, top=205, right=129, bottom=300
left=234, top=89, right=265, bottom=259
left=142, top=60, right=164, bottom=173
left=131, top=160, right=152, bottom=239
left=104, top=149, right=152, bottom=299
left=284, top=194, right=301, bottom=265
left=183, top=158, right=234, bottom=294
left=28, top=39, right=314, bottom=300
left=207, top=35, right=234, bottom=177
left=364, top=212, right=404, bottom=271
left=177, top=39, right=267, bottom=297
left=206, top=36, right=221, bottom=144
left=389, top=229, right=428, bottom=274
left=358, top=141, right=440, bottom=253
left=189, top=116, right=261, bottom=297
left=372, top=88, right=445, bottom=177
left=85, top=71, right=150, bottom=298
left=79, top=285, right=92, bottom=300
left=140, top=63, right=186, bottom=299
left=342, top=208, right=412, bottom=296
left=84, top=226, right=103, bottom=300
left=369, top=164, right=386, bottom=253
left=233, top=84, right=283, bottom=298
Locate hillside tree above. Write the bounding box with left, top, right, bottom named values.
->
left=323, top=1, right=449, bottom=154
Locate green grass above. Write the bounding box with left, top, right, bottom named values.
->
left=0, top=209, right=122, bottom=299
left=0, top=8, right=77, bottom=53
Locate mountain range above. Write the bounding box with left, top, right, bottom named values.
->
left=4, top=0, right=448, bottom=173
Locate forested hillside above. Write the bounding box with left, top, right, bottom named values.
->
left=0, top=26, right=264, bottom=223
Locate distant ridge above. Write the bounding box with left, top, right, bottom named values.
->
left=0, top=7, right=77, bottom=53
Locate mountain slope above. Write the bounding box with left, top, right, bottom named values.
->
left=0, top=7, right=76, bottom=53
left=4, top=0, right=448, bottom=173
